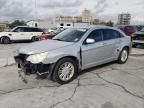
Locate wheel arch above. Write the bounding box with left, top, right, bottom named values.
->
left=122, top=46, right=130, bottom=54
left=1, top=36, right=11, bottom=39
left=55, top=56, right=79, bottom=68
left=0, top=36, right=11, bottom=43
left=48, top=56, right=80, bottom=80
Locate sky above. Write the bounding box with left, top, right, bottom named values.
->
left=0, top=0, right=144, bottom=24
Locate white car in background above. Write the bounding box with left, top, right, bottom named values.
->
left=49, top=27, right=65, bottom=34
left=0, top=26, right=44, bottom=44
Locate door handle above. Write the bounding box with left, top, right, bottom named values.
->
left=8, top=34, right=12, bottom=36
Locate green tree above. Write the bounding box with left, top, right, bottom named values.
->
left=106, top=21, right=114, bottom=27
left=9, top=20, right=26, bottom=29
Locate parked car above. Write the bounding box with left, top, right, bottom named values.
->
left=0, top=26, right=44, bottom=44
left=118, top=25, right=138, bottom=37
left=49, top=27, right=65, bottom=34
left=14, top=27, right=131, bottom=84
left=39, top=29, right=65, bottom=41
left=136, top=25, right=144, bottom=31
left=132, top=28, right=144, bottom=47
left=39, top=33, right=55, bottom=40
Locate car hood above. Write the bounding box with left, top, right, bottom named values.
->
left=19, top=40, right=74, bottom=55
left=0, top=32, right=10, bottom=36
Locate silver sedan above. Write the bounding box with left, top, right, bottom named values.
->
left=14, top=26, right=131, bottom=84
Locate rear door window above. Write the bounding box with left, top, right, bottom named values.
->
left=103, top=29, right=121, bottom=40
left=13, top=27, right=24, bottom=32
left=23, top=28, right=31, bottom=32
left=23, top=28, right=43, bottom=32
left=32, top=28, right=43, bottom=32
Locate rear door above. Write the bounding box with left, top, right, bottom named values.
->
left=23, top=27, right=34, bottom=40
left=23, top=28, right=43, bottom=40
left=31, top=28, right=43, bottom=38
left=101, top=29, right=122, bottom=60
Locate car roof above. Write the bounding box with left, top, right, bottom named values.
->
left=15, top=26, right=40, bottom=29
left=80, top=25, right=119, bottom=31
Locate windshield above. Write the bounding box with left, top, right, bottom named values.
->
left=10, top=27, right=17, bottom=32
left=53, top=28, right=87, bottom=42
left=140, top=28, right=144, bottom=32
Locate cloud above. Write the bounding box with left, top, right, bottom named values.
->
left=39, top=0, right=82, bottom=8
left=0, top=0, right=7, bottom=8
left=0, top=0, right=33, bottom=22
left=137, top=0, right=144, bottom=7
left=0, top=0, right=143, bottom=24
left=94, top=0, right=108, bottom=15
left=97, top=14, right=118, bottom=23
left=57, top=9, right=79, bottom=16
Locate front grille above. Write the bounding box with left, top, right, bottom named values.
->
left=133, top=35, right=144, bottom=40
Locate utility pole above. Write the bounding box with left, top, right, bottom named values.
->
left=34, top=0, right=38, bottom=21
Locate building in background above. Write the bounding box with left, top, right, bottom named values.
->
left=26, top=20, right=54, bottom=29
left=27, top=9, right=101, bottom=29
left=0, top=21, right=9, bottom=32
left=54, top=16, right=90, bottom=28
left=82, top=9, right=93, bottom=23
left=54, top=9, right=93, bottom=28
left=117, top=13, right=131, bottom=25
left=74, top=16, right=82, bottom=23
left=55, top=16, right=73, bottom=22
left=54, top=16, right=74, bottom=28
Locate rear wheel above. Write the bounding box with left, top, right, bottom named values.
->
left=117, top=48, right=129, bottom=64
left=1, top=37, right=11, bottom=44
left=52, top=58, right=78, bottom=84
left=133, top=43, right=137, bottom=48
left=31, top=36, right=39, bottom=42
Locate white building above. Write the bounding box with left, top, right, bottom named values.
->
left=54, top=16, right=90, bottom=28
left=54, top=16, right=74, bottom=28
left=82, top=9, right=93, bottom=23
left=26, top=20, right=54, bottom=29
left=117, top=13, right=131, bottom=25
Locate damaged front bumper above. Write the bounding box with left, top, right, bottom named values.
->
left=14, top=54, right=52, bottom=82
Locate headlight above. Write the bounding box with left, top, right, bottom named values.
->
left=131, top=33, right=136, bottom=37
left=27, top=52, right=48, bottom=64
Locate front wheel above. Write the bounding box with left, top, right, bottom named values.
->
left=1, top=37, right=11, bottom=44
left=117, top=48, right=129, bottom=64
left=52, top=58, right=78, bottom=84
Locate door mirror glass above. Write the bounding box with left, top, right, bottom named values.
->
left=85, top=38, right=95, bottom=44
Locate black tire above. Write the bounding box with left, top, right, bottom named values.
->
left=0, top=38, right=2, bottom=44
left=1, top=37, right=11, bottom=44
left=117, top=48, right=129, bottom=64
left=31, top=36, right=38, bottom=42
left=133, top=43, right=137, bottom=48
left=52, top=58, right=78, bottom=84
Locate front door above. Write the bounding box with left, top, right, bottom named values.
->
left=11, top=27, right=25, bottom=40
left=82, top=29, right=105, bottom=69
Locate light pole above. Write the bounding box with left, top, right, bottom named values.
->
left=34, top=0, right=37, bottom=21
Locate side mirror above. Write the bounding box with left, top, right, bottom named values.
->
left=85, top=38, right=95, bottom=44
